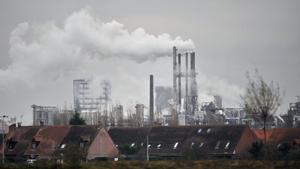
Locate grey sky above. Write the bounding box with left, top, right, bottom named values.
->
left=0, top=0, right=299, bottom=124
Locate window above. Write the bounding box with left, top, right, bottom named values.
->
left=173, top=142, right=179, bottom=149
left=157, top=144, right=161, bottom=149
left=31, top=139, right=40, bottom=149
left=215, top=141, right=221, bottom=149
left=80, top=142, right=84, bottom=148
left=197, top=129, right=202, bottom=134
left=225, top=141, right=230, bottom=149
left=130, top=143, right=135, bottom=147
left=8, top=139, right=17, bottom=150
left=60, top=144, right=66, bottom=149
left=190, top=142, right=195, bottom=149
left=32, top=143, right=36, bottom=149
left=147, top=144, right=151, bottom=149
left=199, top=142, right=204, bottom=148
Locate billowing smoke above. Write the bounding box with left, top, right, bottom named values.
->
left=0, top=8, right=194, bottom=124
left=0, top=9, right=194, bottom=91
left=0, top=8, right=242, bottom=125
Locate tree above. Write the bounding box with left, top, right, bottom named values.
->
left=69, top=112, right=86, bottom=125
left=241, top=70, right=282, bottom=143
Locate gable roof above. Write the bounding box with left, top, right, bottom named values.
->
left=108, top=125, right=255, bottom=159
left=142, top=126, right=192, bottom=157
left=24, top=126, right=70, bottom=158
left=108, top=127, right=150, bottom=157
left=268, top=128, right=300, bottom=144
left=55, top=125, right=99, bottom=156
left=86, top=128, right=119, bottom=160
left=184, top=125, right=248, bottom=155
left=4, top=126, right=40, bottom=157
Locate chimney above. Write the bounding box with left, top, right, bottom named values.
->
left=149, top=74, right=154, bottom=125
left=178, top=53, right=182, bottom=106
left=191, top=52, right=195, bottom=71
left=172, top=46, right=177, bottom=104
left=190, top=52, right=197, bottom=115
left=185, top=52, right=189, bottom=114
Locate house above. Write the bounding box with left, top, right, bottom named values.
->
left=24, top=126, right=71, bottom=160
left=268, top=128, right=300, bottom=145
left=138, top=126, right=192, bottom=159
left=108, top=125, right=258, bottom=160
left=1, top=125, right=118, bottom=162
left=183, top=125, right=257, bottom=159
left=108, top=127, right=150, bottom=159
left=56, top=125, right=118, bottom=161
left=4, top=125, right=40, bottom=162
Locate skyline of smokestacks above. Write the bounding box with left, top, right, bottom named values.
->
left=172, top=46, right=198, bottom=122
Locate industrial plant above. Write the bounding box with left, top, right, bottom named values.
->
left=1, top=46, right=299, bottom=164
left=29, top=46, right=300, bottom=129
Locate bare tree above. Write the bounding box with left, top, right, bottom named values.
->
left=242, top=70, right=282, bottom=143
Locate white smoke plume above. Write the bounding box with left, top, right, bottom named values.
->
left=0, top=8, right=242, bottom=125
left=0, top=8, right=194, bottom=90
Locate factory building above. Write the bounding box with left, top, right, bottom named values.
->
left=73, top=79, right=111, bottom=125
left=32, top=105, right=58, bottom=126
left=283, top=98, right=300, bottom=127
left=172, top=47, right=198, bottom=126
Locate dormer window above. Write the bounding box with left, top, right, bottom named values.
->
left=199, top=142, right=204, bottom=148
left=197, top=129, right=202, bottom=134
left=225, top=141, right=230, bottom=149
left=215, top=141, right=221, bottom=149
left=173, top=142, right=179, bottom=149
left=130, top=143, right=135, bottom=148
left=60, top=144, right=66, bottom=149
left=7, top=138, right=17, bottom=150
left=80, top=142, right=85, bottom=148
left=190, top=142, right=195, bottom=149
left=31, top=139, right=40, bottom=149
left=157, top=144, right=161, bottom=149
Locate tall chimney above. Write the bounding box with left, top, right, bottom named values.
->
left=149, top=74, right=154, bottom=125
left=185, top=52, right=189, bottom=114
left=190, top=52, right=197, bottom=115
left=172, top=47, right=177, bottom=104
left=178, top=53, right=182, bottom=106
left=191, top=52, right=195, bottom=71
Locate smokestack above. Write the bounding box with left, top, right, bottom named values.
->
left=190, top=52, right=197, bottom=115
left=172, top=47, right=177, bottom=104
left=149, top=74, right=154, bottom=125
left=178, top=53, right=182, bottom=106
left=191, top=52, right=195, bottom=71
left=185, top=52, right=189, bottom=114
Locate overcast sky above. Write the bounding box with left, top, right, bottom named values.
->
left=0, top=0, right=299, bottom=125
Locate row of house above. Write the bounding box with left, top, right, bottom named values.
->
left=108, top=125, right=258, bottom=160
left=1, top=125, right=299, bottom=162
left=0, top=125, right=118, bottom=162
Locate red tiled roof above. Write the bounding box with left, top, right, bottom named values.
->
left=269, top=128, right=300, bottom=144
left=24, top=126, right=70, bottom=158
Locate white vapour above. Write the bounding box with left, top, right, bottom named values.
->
left=0, top=9, right=194, bottom=90
left=0, top=8, right=242, bottom=125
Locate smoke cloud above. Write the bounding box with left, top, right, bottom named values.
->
left=0, top=8, right=242, bottom=125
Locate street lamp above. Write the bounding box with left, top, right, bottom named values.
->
left=1, top=115, right=8, bottom=164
